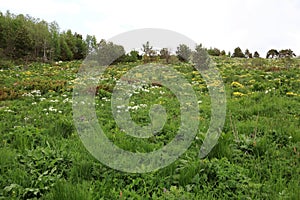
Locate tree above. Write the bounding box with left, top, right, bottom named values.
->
left=192, top=44, right=210, bottom=70
left=266, top=49, right=279, bottom=59
left=122, top=50, right=141, bottom=62
left=14, top=24, right=33, bottom=59
left=232, top=47, right=245, bottom=58
left=59, top=34, right=73, bottom=61
left=95, top=39, right=125, bottom=65
left=220, top=50, right=226, bottom=56
left=278, top=49, right=296, bottom=58
left=32, top=20, right=51, bottom=61
left=207, top=48, right=221, bottom=56
left=85, top=34, right=97, bottom=54
left=0, top=10, right=88, bottom=62
left=141, top=41, right=156, bottom=62
left=160, top=48, right=171, bottom=63
left=253, top=51, right=260, bottom=58
left=176, top=44, right=192, bottom=62
left=245, top=49, right=252, bottom=58
left=49, top=21, right=61, bottom=60
left=73, top=32, right=87, bottom=60
left=142, top=41, right=156, bottom=57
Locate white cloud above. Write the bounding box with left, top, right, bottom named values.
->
left=1, top=0, right=299, bottom=56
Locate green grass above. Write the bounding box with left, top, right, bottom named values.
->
left=0, top=58, right=299, bottom=199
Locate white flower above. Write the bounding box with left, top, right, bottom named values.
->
left=50, top=99, right=59, bottom=103
left=22, top=93, right=34, bottom=97
left=31, top=90, right=41, bottom=96
left=117, top=105, right=126, bottom=109
left=49, top=107, right=57, bottom=112
left=101, top=97, right=110, bottom=102
left=32, top=102, right=37, bottom=105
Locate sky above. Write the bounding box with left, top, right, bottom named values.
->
left=1, top=0, right=300, bottom=56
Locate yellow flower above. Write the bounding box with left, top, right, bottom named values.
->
left=286, top=92, right=298, bottom=96
left=231, top=81, right=244, bottom=88
left=233, top=92, right=246, bottom=97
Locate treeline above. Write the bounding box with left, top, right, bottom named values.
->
left=0, top=11, right=95, bottom=62
left=0, top=11, right=297, bottom=64
left=207, top=46, right=297, bottom=59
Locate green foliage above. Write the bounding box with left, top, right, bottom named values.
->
left=266, top=49, right=279, bottom=59
left=141, top=41, right=157, bottom=63
left=232, top=47, right=245, bottom=58
left=176, top=44, right=192, bottom=62
left=0, top=58, right=299, bottom=199
left=122, top=50, right=141, bottom=62
left=278, top=49, right=296, bottom=58
left=244, top=49, right=252, bottom=58
left=207, top=48, right=221, bottom=56
left=159, top=48, right=171, bottom=63
left=85, top=34, right=97, bottom=54
left=253, top=51, right=260, bottom=58
left=92, top=39, right=126, bottom=65
left=0, top=11, right=88, bottom=62
left=192, top=44, right=211, bottom=69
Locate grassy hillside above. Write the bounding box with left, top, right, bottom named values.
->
left=0, top=57, right=299, bottom=199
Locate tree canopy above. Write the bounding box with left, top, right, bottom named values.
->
left=0, top=11, right=92, bottom=62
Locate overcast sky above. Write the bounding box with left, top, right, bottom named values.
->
left=1, top=0, right=300, bottom=56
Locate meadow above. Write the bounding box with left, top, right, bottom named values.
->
left=0, top=57, right=299, bottom=199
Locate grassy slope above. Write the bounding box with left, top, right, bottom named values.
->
left=0, top=57, right=299, bottom=199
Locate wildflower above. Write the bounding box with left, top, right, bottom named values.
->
left=49, top=106, right=57, bottom=112
left=140, top=104, right=147, bottom=108
left=116, top=105, right=126, bottom=109
left=233, top=92, right=246, bottom=97
left=231, top=81, right=244, bottom=88
left=286, top=92, right=297, bottom=96
left=49, top=99, right=59, bottom=103
left=63, top=98, right=71, bottom=103
left=31, top=90, right=41, bottom=96
left=22, top=93, right=34, bottom=97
